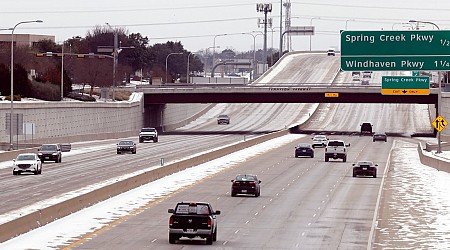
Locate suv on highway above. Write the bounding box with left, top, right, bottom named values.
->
left=139, top=127, right=158, bottom=143
left=168, top=202, right=220, bottom=245
left=312, top=135, right=328, bottom=148
left=116, top=140, right=137, bottom=154
left=217, top=114, right=230, bottom=125
left=325, top=140, right=350, bottom=162
left=37, top=144, right=62, bottom=163
left=360, top=122, right=373, bottom=136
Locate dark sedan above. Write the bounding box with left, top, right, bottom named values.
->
left=117, top=140, right=137, bottom=154
left=352, top=161, right=377, bottom=178
left=373, top=132, right=387, bottom=142
left=231, top=174, right=261, bottom=197
left=295, top=143, right=314, bottom=158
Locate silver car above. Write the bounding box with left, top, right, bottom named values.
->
left=12, top=153, right=42, bottom=175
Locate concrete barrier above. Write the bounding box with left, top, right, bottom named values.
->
left=417, top=142, right=450, bottom=173
left=0, top=129, right=289, bottom=243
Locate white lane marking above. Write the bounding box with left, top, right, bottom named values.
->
left=223, top=241, right=228, bottom=245
left=313, top=213, right=317, bottom=217
left=308, top=223, right=311, bottom=226
left=245, top=220, right=250, bottom=224
left=254, top=212, right=258, bottom=216
left=151, top=239, right=157, bottom=243
left=234, top=230, right=239, bottom=234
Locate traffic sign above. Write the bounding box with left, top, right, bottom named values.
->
left=432, top=115, right=448, bottom=132
left=412, top=71, right=420, bottom=76
left=325, top=92, right=339, bottom=97
left=381, top=76, right=429, bottom=95
left=341, top=56, right=450, bottom=71
left=340, top=30, right=450, bottom=71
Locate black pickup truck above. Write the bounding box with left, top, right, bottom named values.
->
left=168, top=202, right=220, bottom=245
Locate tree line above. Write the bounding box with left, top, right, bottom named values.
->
left=0, top=25, right=281, bottom=100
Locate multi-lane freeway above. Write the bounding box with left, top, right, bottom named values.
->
left=0, top=51, right=439, bottom=249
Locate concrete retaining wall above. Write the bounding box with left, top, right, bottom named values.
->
left=417, top=142, right=450, bottom=173
left=162, top=103, right=216, bottom=131
left=0, top=100, right=144, bottom=146
left=0, top=129, right=289, bottom=243
left=0, top=95, right=214, bottom=149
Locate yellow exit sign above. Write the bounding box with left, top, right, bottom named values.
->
left=325, top=93, right=339, bottom=97
left=381, top=89, right=430, bottom=95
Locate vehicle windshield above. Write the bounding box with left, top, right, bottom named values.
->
left=297, top=144, right=311, bottom=148
left=41, top=145, right=57, bottom=151
left=235, top=175, right=256, bottom=181
left=218, top=115, right=228, bottom=118
left=119, top=141, right=134, bottom=145
left=141, top=128, right=156, bottom=132
left=357, top=161, right=373, bottom=167
left=175, top=204, right=210, bottom=215
left=16, top=154, right=36, bottom=161
left=328, top=141, right=344, bottom=147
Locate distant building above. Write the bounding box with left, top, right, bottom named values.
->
left=0, top=34, right=55, bottom=47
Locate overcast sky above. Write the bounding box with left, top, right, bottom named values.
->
left=1, top=0, right=449, bottom=53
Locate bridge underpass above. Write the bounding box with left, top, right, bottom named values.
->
left=141, top=84, right=438, bottom=106
left=140, top=85, right=439, bottom=137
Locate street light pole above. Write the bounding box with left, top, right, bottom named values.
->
left=279, top=0, right=283, bottom=59
left=9, top=20, right=42, bottom=151
left=106, top=23, right=119, bottom=101
left=242, top=32, right=263, bottom=82
left=165, top=52, right=183, bottom=83
left=212, top=34, right=227, bottom=78
left=345, top=19, right=355, bottom=30
left=61, top=44, right=64, bottom=100
left=309, top=17, right=320, bottom=51
left=410, top=20, right=442, bottom=153
left=205, top=46, right=219, bottom=77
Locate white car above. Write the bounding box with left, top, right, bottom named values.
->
left=139, top=127, right=158, bottom=143
left=12, top=153, right=42, bottom=175
left=312, top=135, right=329, bottom=148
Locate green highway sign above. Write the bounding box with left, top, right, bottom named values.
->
left=381, top=76, right=430, bottom=95
left=341, top=30, right=450, bottom=56
left=341, top=56, right=450, bottom=71
left=340, top=30, right=450, bottom=71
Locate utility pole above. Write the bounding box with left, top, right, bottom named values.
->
left=257, top=3, right=272, bottom=73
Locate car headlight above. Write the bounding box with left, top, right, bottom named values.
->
left=52, top=153, right=58, bottom=155
left=38, top=153, right=42, bottom=156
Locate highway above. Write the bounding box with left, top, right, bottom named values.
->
left=0, top=51, right=436, bottom=248
left=67, top=134, right=390, bottom=249
left=0, top=53, right=337, bottom=218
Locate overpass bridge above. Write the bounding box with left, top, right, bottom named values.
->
left=138, top=84, right=439, bottom=107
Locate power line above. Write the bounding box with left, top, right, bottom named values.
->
left=291, top=1, right=450, bottom=12
left=0, top=3, right=256, bottom=14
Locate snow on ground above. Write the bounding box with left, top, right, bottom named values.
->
left=374, top=140, right=450, bottom=249
left=0, top=133, right=271, bottom=225
left=0, top=133, right=306, bottom=249
left=1, top=134, right=449, bottom=249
